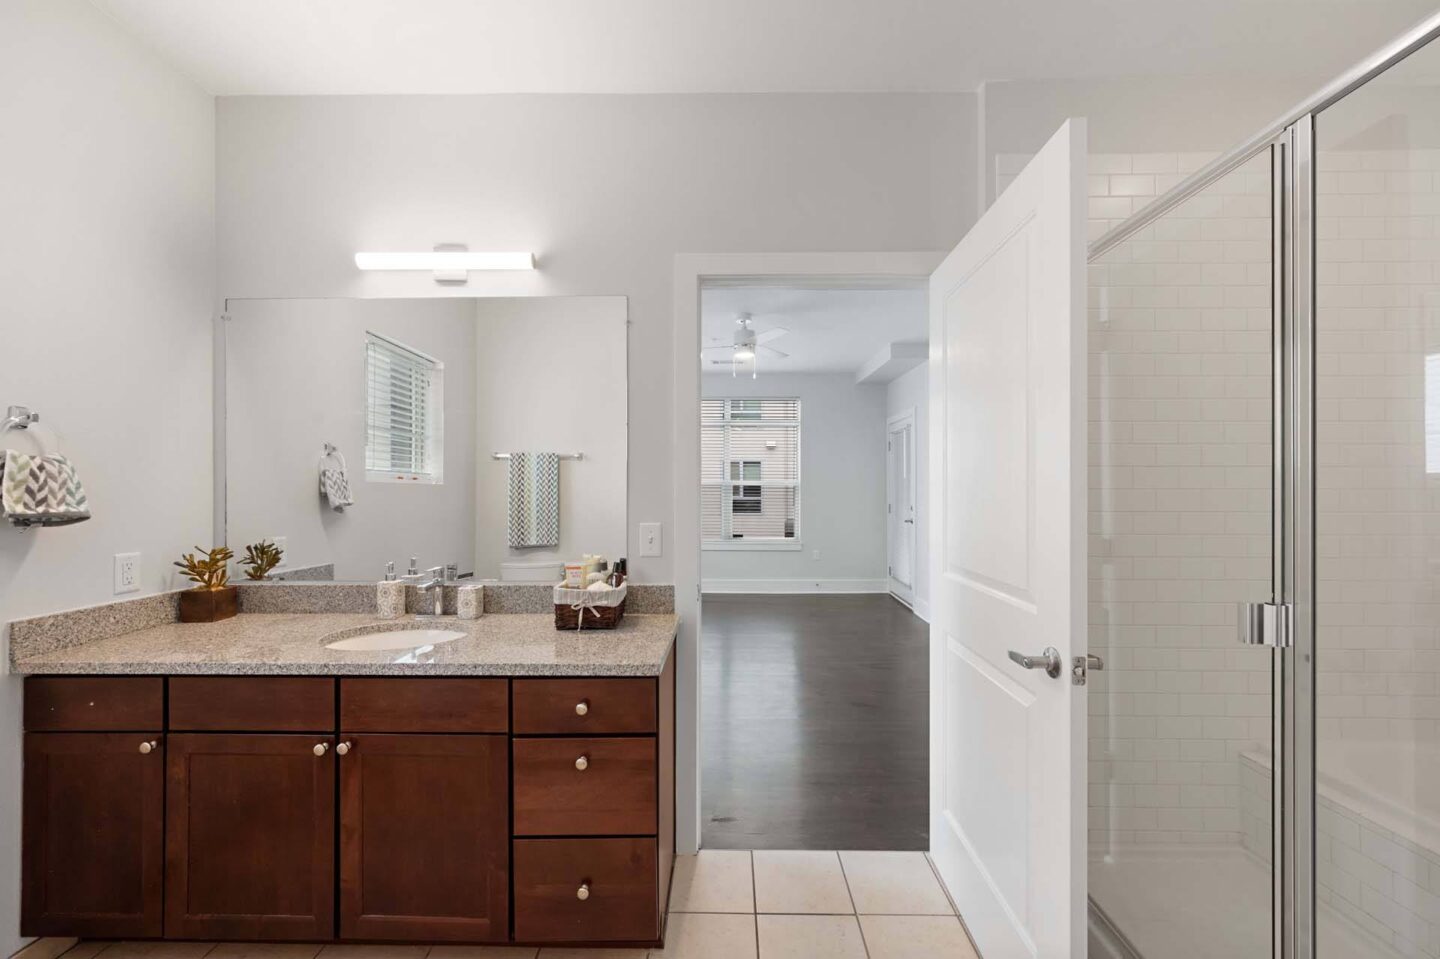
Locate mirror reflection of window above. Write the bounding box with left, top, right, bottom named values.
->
left=365, top=331, right=444, bottom=484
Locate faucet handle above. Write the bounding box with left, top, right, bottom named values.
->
left=426, top=566, right=446, bottom=580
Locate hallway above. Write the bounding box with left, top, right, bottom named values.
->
left=701, top=593, right=929, bottom=850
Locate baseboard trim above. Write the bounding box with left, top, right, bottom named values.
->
left=702, top=578, right=890, bottom=594
left=9, top=938, right=77, bottom=959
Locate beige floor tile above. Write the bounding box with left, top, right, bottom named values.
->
left=668, top=850, right=755, bottom=913
left=757, top=915, right=866, bottom=959
left=752, top=851, right=854, bottom=914
left=207, top=946, right=323, bottom=959
left=536, top=950, right=645, bottom=959
left=649, top=912, right=757, bottom=959
left=316, top=947, right=427, bottom=959
left=98, top=944, right=216, bottom=959
left=839, top=851, right=955, bottom=915
left=859, top=915, right=979, bottom=959
left=430, top=948, right=538, bottom=959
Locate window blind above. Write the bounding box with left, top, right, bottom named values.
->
left=701, top=398, right=800, bottom=545
left=365, top=332, right=444, bottom=482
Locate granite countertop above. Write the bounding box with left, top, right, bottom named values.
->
left=12, top=612, right=678, bottom=677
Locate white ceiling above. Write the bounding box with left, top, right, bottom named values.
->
left=92, top=0, right=1436, bottom=96
left=701, top=286, right=926, bottom=376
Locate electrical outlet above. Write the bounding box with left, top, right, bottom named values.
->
left=639, top=522, right=662, bottom=558
left=114, top=552, right=140, bottom=594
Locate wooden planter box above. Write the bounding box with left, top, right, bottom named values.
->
left=179, top=586, right=239, bottom=623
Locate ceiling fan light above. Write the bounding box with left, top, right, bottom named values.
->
left=734, top=347, right=756, bottom=361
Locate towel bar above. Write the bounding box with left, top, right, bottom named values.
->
left=492, top=451, right=583, bottom=460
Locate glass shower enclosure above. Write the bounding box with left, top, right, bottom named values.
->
left=1085, top=13, right=1440, bottom=959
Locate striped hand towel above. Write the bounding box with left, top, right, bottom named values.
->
left=507, top=452, right=560, bottom=548
left=1, top=450, right=91, bottom=528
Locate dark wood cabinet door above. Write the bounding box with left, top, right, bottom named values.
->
left=165, top=733, right=334, bottom=940
left=339, top=734, right=509, bottom=941
left=22, top=733, right=164, bottom=938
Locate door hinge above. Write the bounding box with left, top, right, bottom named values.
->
left=1238, top=602, right=1293, bottom=648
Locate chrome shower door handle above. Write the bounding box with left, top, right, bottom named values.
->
left=1008, top=647, right=1062, bottom=678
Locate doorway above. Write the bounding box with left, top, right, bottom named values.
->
left=694, top=278, right=932, bottom=851
left=886, top=409, right=917, bottom=608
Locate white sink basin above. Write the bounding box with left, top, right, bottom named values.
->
left=326, top=628, right=466, bottom=652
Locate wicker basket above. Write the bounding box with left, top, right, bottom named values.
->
left=554, top=580, right=628, bottom=630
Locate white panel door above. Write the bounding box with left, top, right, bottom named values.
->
left=928, top=120, right=1087, bottom=959
left=888, top=414, right=916, bottom=601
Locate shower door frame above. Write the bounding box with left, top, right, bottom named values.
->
left=1088, top=12, right=1440, bottom=959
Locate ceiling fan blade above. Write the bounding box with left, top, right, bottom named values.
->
left=757, top=345, right=789, bottom=359
left=755, top=327, right=790, bottom=344
left=700, top=345, right=734, bottom=354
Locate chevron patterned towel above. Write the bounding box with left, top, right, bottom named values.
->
left=507, top=452, right=560, bottom=548
left=320, top=466, right=353, bottom=511
left=1, top=449, right=91, bottom=528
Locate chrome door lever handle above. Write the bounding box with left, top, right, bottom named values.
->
left=1008, top=647, right=1062, bottom=678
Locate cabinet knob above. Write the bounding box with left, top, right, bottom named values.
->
left=575, top=700, right=589, bottom=716
left=313, top=743, right=329, bottom=756
left=336, top=741, right=352, bottom=756
left=575, top=755, right=589, bottom=771
left=138, top=740, right=158, bottom=755
left=576, top=882, right=591, bottom=901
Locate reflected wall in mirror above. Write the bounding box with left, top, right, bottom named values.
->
left=224, top=296, right=627, bottom=583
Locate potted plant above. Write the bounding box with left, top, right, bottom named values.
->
left=240, top=540, right=284, bottom=580
left=174, top=546, right=238, bottom=623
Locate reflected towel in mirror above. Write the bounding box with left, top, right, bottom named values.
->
left=319, top=448, right=353, bottom=511
left=508, top=452, right=559, bottom=548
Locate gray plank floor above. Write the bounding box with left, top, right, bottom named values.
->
left=700, top=593, right=930, bottom=851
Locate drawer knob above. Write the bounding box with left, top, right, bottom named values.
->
left=313, top=743, right=329, bottom=756
left=575, top=755, right=589, bottom=771
left=575, top=700, right=590, bottom=716
left=138, top=740, right=158, bottom=755
left=576, top=882, right=591, bottom=901
left=336, top=741, right=352, bottom=756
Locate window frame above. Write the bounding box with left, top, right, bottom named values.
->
left=702, top=397, right=802, bottom=552
left=364, top=331, right=445, bottom=485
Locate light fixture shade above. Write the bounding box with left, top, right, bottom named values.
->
left=354, top=251, right=535, bottom=271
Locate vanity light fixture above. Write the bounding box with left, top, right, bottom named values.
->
left=354, top=245, right=535, bottom=284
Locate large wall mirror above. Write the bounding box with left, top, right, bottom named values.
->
left=222, top=296, right=627, bottom=583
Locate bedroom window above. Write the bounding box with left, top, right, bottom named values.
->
left=702, top=398, right=800, bottom=549
left=365, top=331, right=444, bottom=483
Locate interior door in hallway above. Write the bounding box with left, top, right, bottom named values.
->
left=928, top=119, right=1087, bottom=959
left=888, top=412, right=917, bottom=604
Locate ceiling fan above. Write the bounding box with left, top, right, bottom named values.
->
left=701, top=313, right=790, bottom=378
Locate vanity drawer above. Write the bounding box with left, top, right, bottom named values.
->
left=341, top=678, right=508, bottom=733
left=513, top=837, right=659, bottom=943
left=513, top=737, right=656, bottom=836
left=25, top=677, right=164, bottom=731
left=169, top=677, right=335, bottom=731
left=512, top=678, right=656, bottom=734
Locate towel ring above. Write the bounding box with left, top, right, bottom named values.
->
left=319, top=446, right=348, bottom=474
left=1, top=421, right=55, bottom=457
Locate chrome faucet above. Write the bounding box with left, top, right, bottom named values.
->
left=416, top=566, right=446, bottom=618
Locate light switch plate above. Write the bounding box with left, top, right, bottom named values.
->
left=114, top=552, right=140, bottom=594
left=639, top=522, right=662, bottom=557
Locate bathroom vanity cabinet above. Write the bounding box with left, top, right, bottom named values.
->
left=21, top=662, right=675, bottom=949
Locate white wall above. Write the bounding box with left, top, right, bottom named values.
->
left=215, top=93, right=979, bottom=584
left=474, top=296, right=627, bottom=578
left=226, top=298, right=478, bottom=581
left=0, top=1, right=215, bottom=951
left=701, top=373, right=887, bottom=591
left=886, top=364, right=929, bottom=618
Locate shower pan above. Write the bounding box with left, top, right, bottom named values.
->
left=1085, top=12, right=1440, bottom=959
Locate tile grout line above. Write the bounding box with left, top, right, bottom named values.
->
left=923, top=852, right=984, bottom=959
left=750, top=850, right=760, bottom=959
left=834, top=852, right=870, bottom=959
